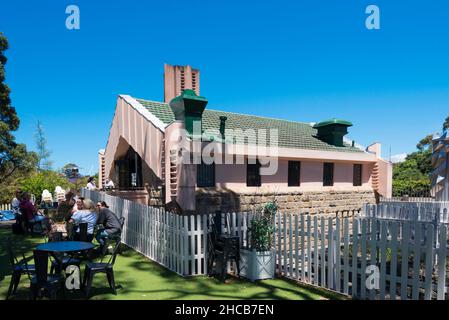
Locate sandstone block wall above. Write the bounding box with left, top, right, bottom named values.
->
left=195, top=188, right=376, bottom=214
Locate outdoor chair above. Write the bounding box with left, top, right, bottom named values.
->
left=207, top=212, right=241, bottom=281
left=5, top=237, right=35, bottom=300
left=24, top=250, right=66, bottom=300
left=49, top=232, right=81, bottom=274
left=79, top=223, right=89, bottom=242
left=207, top=212, right=225, bottom=275
left=82, top=239, right=121, bottom=298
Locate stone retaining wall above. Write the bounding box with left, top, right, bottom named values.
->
left=195, top=188, right=376, bottom=214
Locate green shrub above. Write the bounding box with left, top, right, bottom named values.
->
left=249, top=201, right=277, bottom=252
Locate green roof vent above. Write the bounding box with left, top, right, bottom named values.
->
left=313, top=118, right=353, bottom=147
left=169, top=89, right=208, bottom=137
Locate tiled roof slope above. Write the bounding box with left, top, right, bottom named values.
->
left=135, top=98, right=364, bottom=153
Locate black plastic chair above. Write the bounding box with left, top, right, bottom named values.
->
left=49, top=231, right=64, bottom=242
left=207, top=212, right=240, bottom=281
left=25, top=250, right=65, bottom=300
left=207, top=212, right=225, bottom=273
left=79, top=223, right=89, bottom=242
left=82, top=240, right=121, bottom=298
left=5, top=237, right=35, bottom=300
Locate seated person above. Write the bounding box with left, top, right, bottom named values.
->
left=19, top=192, right=46, bottom=228
left=69, top=199, right=98, bottom=242
left=95, top=201, right=122, bottom=248
left=57, top=191, right=76, bottom=222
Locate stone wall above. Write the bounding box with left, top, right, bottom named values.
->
left=195, top=188, right=376, bottom=214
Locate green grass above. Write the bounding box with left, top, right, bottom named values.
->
left=0, top=225, right=346, bottom=300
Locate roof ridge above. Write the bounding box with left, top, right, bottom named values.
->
left=134, top=97, right=313, bottom=126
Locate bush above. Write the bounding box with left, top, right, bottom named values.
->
left=249, top=201, right=277, bottom=252
left=19, top=170, right=73, bottom=203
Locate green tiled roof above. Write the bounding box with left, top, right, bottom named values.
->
left=136, top=98, right=364, bottom=153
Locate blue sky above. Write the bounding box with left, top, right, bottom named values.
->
left=1, top=0, right=448, bottom=174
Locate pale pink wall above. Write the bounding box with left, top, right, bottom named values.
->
left=103, top=96, right=165, bottom=182
left=212, top=158, right=374, bottom=193
left=376, top=158, right=393, bottom=198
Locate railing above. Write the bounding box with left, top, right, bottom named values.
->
left=0, top=204, right=11, bottom=211
left=81, top=189, right=449, bottom=299
left=363, top=202, right=449, bottom=224
left=275, top=212, right=449, bottom=300
left=81, top=189, right=253, bottom=276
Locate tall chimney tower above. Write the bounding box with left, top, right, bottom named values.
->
left=164, top=64, right=200, bottom=103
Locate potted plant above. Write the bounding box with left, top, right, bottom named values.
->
left=239, top=201, right=277, bottom=282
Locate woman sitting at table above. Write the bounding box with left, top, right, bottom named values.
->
left=69, top=199, right=98, bottom=242
left=19, top=192, right=48, bottom=232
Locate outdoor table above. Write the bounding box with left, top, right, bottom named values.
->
left=36, top=241, right=95, bottom=273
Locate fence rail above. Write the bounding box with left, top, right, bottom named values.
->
left=275, top=212, right=449, bottom=300
left=363, top=202, right=449, bottom=224
left=82, top=189, right=449, bottom=300
left=81, top=189, right=254, bottom=276
left=0, top=204, right=11, bottom=211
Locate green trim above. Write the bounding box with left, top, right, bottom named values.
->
left=313, top=118, right=353, bottom=128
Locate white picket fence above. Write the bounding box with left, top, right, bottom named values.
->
left=0, top=204, right=11, bottom=211
left=82, top=189, right=449, bottom=299
left=275, top=212, right=449, bottom=300
left=81, top=189, right=253, bottom=276
left=363, top=202, right=449, bottom=224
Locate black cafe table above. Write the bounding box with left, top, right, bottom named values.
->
left=36, top=241, right=95, bottom=272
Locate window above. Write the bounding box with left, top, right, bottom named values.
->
left=197, top=162, right=215, bottom=187
left=353, top=164, right=363, bottom=186
left=247, top=159, right=261, bottom=187
left=288, top=161, right=301, bottom=187
left=323, top=163, right=334, bottom=186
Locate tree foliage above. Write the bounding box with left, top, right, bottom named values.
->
left=0, top=32, right=37, bottom=182
left=19, top=170, right=73, bottom=203
left=35, top=120, right=53, bottom=170
left=392, top=118, right=447, bottom=197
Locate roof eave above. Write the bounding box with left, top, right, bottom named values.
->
left=120, top=95, right=167, bottom=132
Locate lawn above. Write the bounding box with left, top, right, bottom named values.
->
left=0, top=224, right=346, bottom=300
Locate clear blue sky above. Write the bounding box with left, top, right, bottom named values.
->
left=1, top=0, right=448, bottom=174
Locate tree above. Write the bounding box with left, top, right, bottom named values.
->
left=34, top=120, right=53, bottom=170
left=19, top=171, right=72, bottom=203
left=0, top=32, right=37, bottom=181
left=443, top=116, right=449, bottom=132
left=61, top=163, right=80, bottom=179
left=392, top=116, right=449, bottom=197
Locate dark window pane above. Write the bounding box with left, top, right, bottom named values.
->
left=353, top=164, right=362, bottom=186
left=323, top=163, right=334, bottom=186
left=288, top=161, right=301, bottom=187
left=247, top=159, right=261, bottom=187
left=197, top=162, right=215, bottom=187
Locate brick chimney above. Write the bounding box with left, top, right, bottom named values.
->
left=164, top=64, right=200, bottom=103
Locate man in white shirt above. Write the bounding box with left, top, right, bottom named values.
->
left=11, top=190, right=21, bottom=215
left=86, top=177, right=97, bottom=190
left=105, top=178, right=115, bottom=190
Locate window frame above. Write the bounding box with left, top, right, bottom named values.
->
left=197, top=161, right=216, bottom=188
left=353, top=164, right=363, bottom=187
left=247, top=159, right=262, bottom=187
left=323, top=162, right=334, bottom=187
left=288, top=161, right=301, bottom=187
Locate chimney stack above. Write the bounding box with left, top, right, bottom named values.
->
left=164, top=64, right=200, bottom=103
